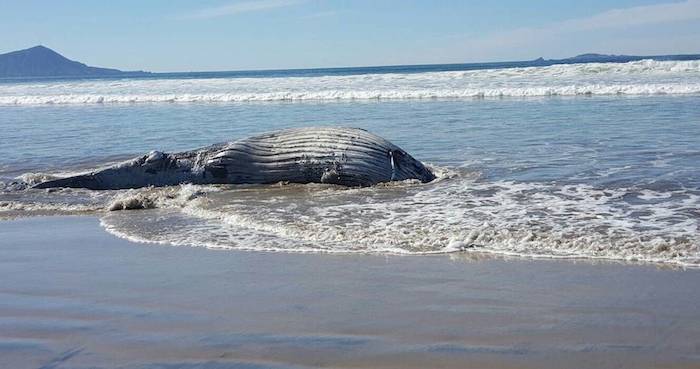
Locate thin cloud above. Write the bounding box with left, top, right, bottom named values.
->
left=558, top=0, right=700, bottom=31
left=452, top=0, right=700, bottom=61
left=494, top=0, right=700, bottom=41
left=181, top=0, right=304, bottom=20
left=301, top=10, right=338, bottom=20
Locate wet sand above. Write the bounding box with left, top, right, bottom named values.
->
left=1, top=216, right=699, bottom=369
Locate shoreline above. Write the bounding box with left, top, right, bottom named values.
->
left=1, top=215, right=699, bottom=368
left=4, top=211, right=694, bottom=269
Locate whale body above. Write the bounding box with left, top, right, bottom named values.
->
left=33, top=127, right=435, bottom=190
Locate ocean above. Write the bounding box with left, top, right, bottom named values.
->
left=1, top=59, right=699, bottom=267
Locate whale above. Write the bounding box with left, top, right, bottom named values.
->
left=33, top=127, right=435, bottom=190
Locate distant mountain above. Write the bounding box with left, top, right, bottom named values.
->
left=545, top=53, right=700, bottom=64
left=560, top=53, right=637, bottom=63
left=0, top=45, right=149, bottom=78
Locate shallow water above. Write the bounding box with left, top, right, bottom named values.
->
left=1, top=62, right=699, bottom=266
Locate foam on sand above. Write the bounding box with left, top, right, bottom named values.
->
left=99, top=168, right=700, bottom=267
left=4, top=162, right=698, bottom=266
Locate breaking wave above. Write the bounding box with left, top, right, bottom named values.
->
left=2, top=60, right=699, bottom=105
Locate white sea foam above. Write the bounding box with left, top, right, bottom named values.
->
left=0, top=182, right=217, bottom=220
left=5, top=166, right=699, bottom=266
left=98, top=169, right=700, bottom=267
left=0, top=200, right=102, bottom=214
left=106, top=184, right=217, bottom=211
left=2, top=60, right=699, bottom=105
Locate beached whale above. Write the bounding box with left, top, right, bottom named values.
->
left=33, top=127, right=435, bottom=190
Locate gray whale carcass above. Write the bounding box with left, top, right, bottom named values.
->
left=33, top=127, right=435, bottom=190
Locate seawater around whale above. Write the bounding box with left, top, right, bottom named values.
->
left=33, top=127, right=436, bottom=190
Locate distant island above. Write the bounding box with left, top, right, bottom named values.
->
left=534, top=52, right=700, bottom=65
left=0, top=45, right=149, bottom=78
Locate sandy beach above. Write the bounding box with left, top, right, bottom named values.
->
left=3, top=2, right=700, bottom=368
left=1, top=216, right=698, bottom=369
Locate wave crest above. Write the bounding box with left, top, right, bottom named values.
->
left=2, top=59, right=699, bottom=105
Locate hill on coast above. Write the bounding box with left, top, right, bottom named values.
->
left=0, top=45, right=148, bottom=78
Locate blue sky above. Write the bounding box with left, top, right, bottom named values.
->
left=1, top=0, right=699, bottom=71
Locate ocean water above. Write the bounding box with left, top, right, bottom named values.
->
left=1, top=60, right=699, bottom=266
left=2, top=59, right=700, bottom=104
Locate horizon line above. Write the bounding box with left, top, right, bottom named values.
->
left=2, top=44, right=700, bottom=77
